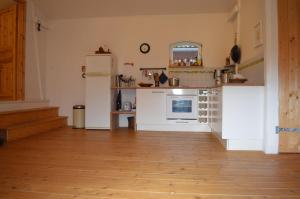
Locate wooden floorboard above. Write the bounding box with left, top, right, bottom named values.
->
left=0, top=128, right=300, bottom=199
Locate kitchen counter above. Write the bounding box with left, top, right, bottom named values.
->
left=136, top=86, right=217, bottom=89
left=113, top=85, right=216, bottom=89
left=112, top=83, right=264, bottom=90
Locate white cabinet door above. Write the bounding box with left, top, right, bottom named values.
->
left=222, top=86, right=264, bottom=140
left=207, top=89, right=213, bottom=129
left=215, top=88, right=222, bottom=138
left=136, top=89, right=166, bottom=124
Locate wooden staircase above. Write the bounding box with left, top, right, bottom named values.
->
left=0, top=107, right=67, bottom=144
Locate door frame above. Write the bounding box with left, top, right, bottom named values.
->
left=263, top=0, right=279, bottom=154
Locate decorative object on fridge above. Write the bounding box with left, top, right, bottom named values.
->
left=95, top=46, right=111, bottom=54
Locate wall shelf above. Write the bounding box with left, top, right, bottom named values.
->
left=111, top=87, right=137, bottom=89
left=111, top=111, right=136, bottom=131
left=169, top=65, right=204, bottom=68
left=111, top=111, right=136, bottom=115
left=139, top=67, right=166, bottom=71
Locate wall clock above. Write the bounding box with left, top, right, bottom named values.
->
left=140, top=43, right=150, bottom=54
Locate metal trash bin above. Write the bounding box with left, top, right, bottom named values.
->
left=73, top=105, right=85, bottom=129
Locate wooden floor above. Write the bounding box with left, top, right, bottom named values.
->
left=0, top=128, right=300, bottom=199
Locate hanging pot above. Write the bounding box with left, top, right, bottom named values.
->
left=230, top=44, right=241, bottom=64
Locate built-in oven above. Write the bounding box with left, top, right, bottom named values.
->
left=166, top=89, right=198, bottom=120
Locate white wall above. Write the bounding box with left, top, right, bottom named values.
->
left=45, top=14, right=234, bottom=124
left=238, top=0, right=265, bottom=84
left=0, top=0, right=49, bottom=112
left=240, top=62, right=264, bottom=85
left=239, top=0, right=265, bottom=62
left=25, top=0, right=48, bottom=101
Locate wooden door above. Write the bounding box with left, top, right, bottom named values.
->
left=0, top=5, right=17, bottom=100
left=0, top=1, right=25, bottom=101
left=278, top=0, right=300, bottom=153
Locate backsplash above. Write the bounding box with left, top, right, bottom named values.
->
left=169, top=70, right=215, bottom=87
left=121, top=67, right=215, bottom=87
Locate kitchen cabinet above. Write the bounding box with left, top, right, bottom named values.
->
left=210, top=86, right=264, bottom=151
left=136, top=89, right=166, bottom=125
left=198, top=89, right=209, bottom=124
left=209, top=88, right=222, bottom=138
left=136, top=88, right=210, bottom=132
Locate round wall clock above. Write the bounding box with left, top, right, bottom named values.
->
left=140, top=43, right=151, bottom=54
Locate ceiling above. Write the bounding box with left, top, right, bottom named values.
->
left=32, top=0, right=236, bottom=20
left=0, top=0, right=15, bottom=10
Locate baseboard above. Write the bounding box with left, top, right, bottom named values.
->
left=227, top=139, right=263, bottom=151
left=137, top=124, right=211, bottom=132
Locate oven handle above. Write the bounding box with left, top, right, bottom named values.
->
left=175, top=121, right=189, bottom=124
left=167, top=94, right=197, bottom=97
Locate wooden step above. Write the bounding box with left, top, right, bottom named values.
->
left=0, top=116, right=67, bottom=142
left=0, top=107, right=59, bottom=128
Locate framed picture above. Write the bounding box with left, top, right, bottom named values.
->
left=254, top=21, right=263, bottom=47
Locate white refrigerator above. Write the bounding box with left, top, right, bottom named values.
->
left=85, top=54, right=113, bottom=129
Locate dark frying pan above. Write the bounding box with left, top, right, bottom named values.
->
left=231, top=45, right=241, bottom=64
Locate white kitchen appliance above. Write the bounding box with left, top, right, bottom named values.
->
left=85, top=54, right=113, bottom=129
left=166, top=89, right=198, bottom=120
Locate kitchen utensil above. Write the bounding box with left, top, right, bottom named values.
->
left=159, top=71, right=168, bottom=84
left=153, top=73, right=160, bottom=87
left=116, top=90, right=122, bottom=110
left=115, top=75, right=120, bottom=87
left=222, top=73, right=229, bottom=84
left=168, top=77, right=180, bottom=87
left=138, top=82, right=153, bottom=87
left=123, top=102, right=132, bottom=111
left=214, top=69, right=222, bottom=85
left=230, top=45, right=241, bottom=63
left=153, top=73, right=159, bottom=80
left=230, top=33, right=241, bottom=64
left=214, top=69, right=222, bottom=79
left=229, top=78, right=247, bottom=83
left=148, top=71, right=153, bottom=80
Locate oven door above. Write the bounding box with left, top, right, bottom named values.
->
left=166, top=95, right=198, bottom=120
